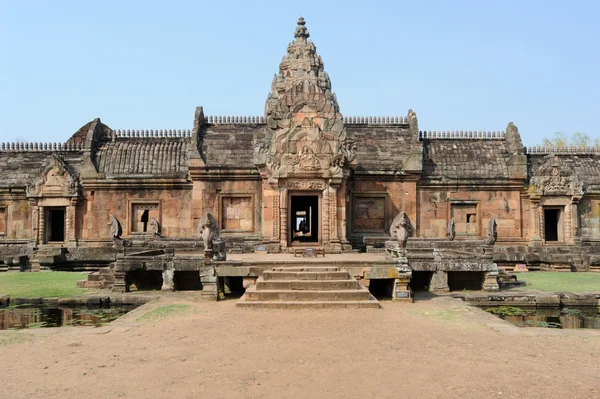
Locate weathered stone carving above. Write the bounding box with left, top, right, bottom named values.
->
left=199, top=213, right=219, bottom=250
left=530, top=154, right=584, bottom=196
left=198, top=213, right=226, bottom=261
left=447, top=218, right=455, bottom=241
left=390, top=212, right=413, bottom=248
left=257, top=17, right=356, bottom=181
left=108, top=214, right=122, bottom=239
left=279, top=179, right=327, bottom=190
left=150, top=217, right=160, bottom=236
left=485, top=216, right=497, bottom=245
left=27, top=154, right=80, bottom=198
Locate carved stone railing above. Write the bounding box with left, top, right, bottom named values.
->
left=202, top=115, right=410, bottom=125
left=112, top=129, right=191, bottom=138
left=204, top=116, right=266, bottom=124
left=525, top=146, right=600, bottom=155
left=342, top=116, right=409, bottom=125
left=0, top=142, right=85, bottom=152
left=419, top=130, right=506, bottom=140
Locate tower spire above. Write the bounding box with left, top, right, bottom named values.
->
left=294, top=17, right=310, bottom=44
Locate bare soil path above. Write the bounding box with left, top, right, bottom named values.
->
left=1, top=295, right=599, bottom=399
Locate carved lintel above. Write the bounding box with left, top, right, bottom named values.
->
left=279, top=179, right=327, bottom=190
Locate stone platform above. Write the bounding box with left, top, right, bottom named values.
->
left=237, top=266, right=381, bottom=309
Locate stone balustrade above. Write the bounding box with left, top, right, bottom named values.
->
left=419, top=130, right=506, bottom=140
left=525, top=145, right=600, bottom=154
left=112, top=129, right=191, bottom=138
left=0, top=142, right=85, bottom=152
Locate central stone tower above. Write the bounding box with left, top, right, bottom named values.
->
left=255, top=17, right=356, bottom=253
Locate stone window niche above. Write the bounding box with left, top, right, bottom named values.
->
left=130, top=202, right=160, bottom=234
left=450, top=202, right=479, bottom=236
left=219, top=195, right=254, bottom=232
left=544, top=207, right=564, bottom=242
left=352, top=194, right=388, bottom=233
left=45, top=207, right=66, bottom=243
left=0, top=207, right=6, bottom=236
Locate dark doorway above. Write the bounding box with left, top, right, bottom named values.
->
left=544, top=208, right=561, bottom=242
left=290, top=195, right=319, bottom=244
left=448, top=271, right=484, bottom=291
left=46, top=208, right=65, bottom=242
left=410, top=271, right=434, bottom=291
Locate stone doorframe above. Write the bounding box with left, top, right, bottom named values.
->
left=274, top=179, right=342, bottom=252
left=287, top=190, right=322, bottom=247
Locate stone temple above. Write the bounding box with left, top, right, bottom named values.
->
left=1, top=18, right=599, bottom=304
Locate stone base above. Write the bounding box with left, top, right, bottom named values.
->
left=393, top=277, right=412, bottom=302
left=482, top=271, right=500, bottom=292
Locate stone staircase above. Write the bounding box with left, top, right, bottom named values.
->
left=237, top=266, right=381, bottom=309
left=77, top=267, right=116, bottom=289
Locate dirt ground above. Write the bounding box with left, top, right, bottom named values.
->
left=1, top=294, right=599, bottom=399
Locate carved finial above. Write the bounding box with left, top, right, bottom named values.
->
left=150, top=217, right=160, bottom=236
left=390, top=212, right=413, bottom=249
left=294, top=17, right=310, bottom=43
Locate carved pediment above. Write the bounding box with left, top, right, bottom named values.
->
left=255, top=18, right=356, bottom=182
left=27, top=154, right=80, bottom=197
left=530, top=155, right=583, bottom=196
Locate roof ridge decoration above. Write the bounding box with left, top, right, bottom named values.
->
left=526, top=146, right=600, bottom=155
left=255, top=17, right=356, bottom=183
left=203, top=115, right=411, bottom=125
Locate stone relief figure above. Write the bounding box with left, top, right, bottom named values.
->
left=447, top=218, right=455, bottom=241
left=390, top=212, right=413, bottom=248
left=150, top=217, right=160, bottom=236
left=484, top=216, right=497, bottom=245
left=198, top=213, right=219, bottom=251
left=108, top=214, right=122, bottom=239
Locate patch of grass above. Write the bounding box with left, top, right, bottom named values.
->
left=0, top=333, right=33, bottom=346
left=513, top=272, right=600, bottom=293
left=409, top=309, right=460, bottom=322
left=137, top=304, right=192, bottom=322
left=0, top=272, right=87, bottom=298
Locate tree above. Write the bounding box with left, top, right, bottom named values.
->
left=541, top=132, right=596, bottom=148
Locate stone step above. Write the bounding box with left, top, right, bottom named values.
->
left=262, top=270, right=350, bottom=281
left=244, top=286, right=372, bottom=302
left=255, top=277, right=359, bottom=291
left=271, top=266, right=340, bottom=272
left=237, top=299, right=381, bottom=309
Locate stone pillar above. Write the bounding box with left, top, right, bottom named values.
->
left=571, top=197, right=581, bottom=245
left=113, top=271, right=127, bottom=292
left=393, top=256, right=412, bottom=302
left=338, top=179, right=351, bottom=251
left=199, top=264, right=218, bottom=300
left=322, top=188, right=330, bottom=245
left=279, top=188, right=287, bottom=250
left=531, top=200, right=542, bottom=245
left=30, top=201, right=40, bottom=247
left=38, top=206, right=45, bottom=245
left=161, top=269, right=174, bottom=292
left=67, top=198, right=78, bottom=246
left=430, top=270, right=449, bottom=292
left=564, top=203, right=572, bottom=242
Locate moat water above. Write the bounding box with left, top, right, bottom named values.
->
left=0, top=304, right=138, bottom=330
left=482, top=306, right=600, bottom=329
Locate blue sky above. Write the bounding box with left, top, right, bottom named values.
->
left=1, top=0, right=599, bottom=146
